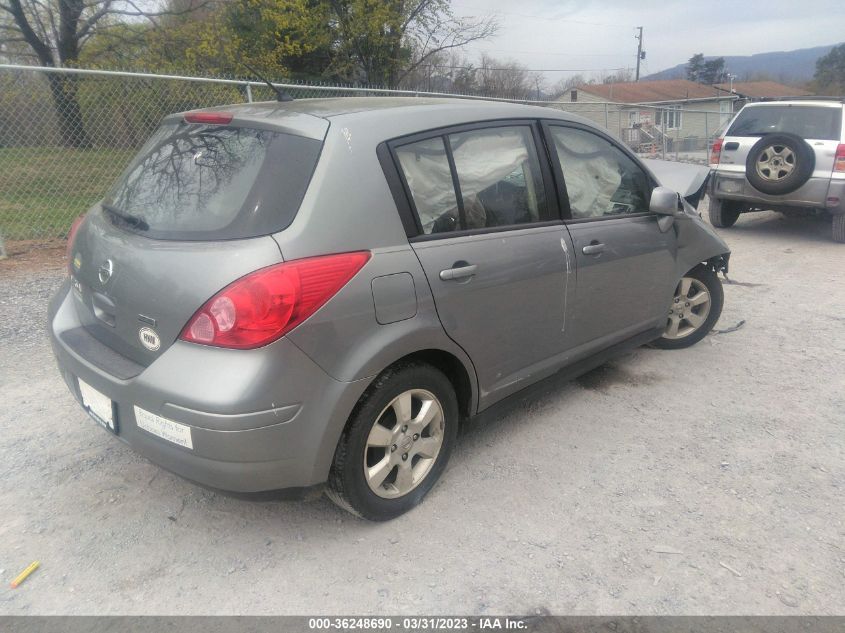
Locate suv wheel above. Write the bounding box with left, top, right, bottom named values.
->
left=708, top=197, right=742, bottom=228
left=834, top=215, right=845, bottom=243
left=745, top=133, right=815, bottom=196
left=651, top=266, right=724, bottom=350
left=326, top=362, right=459, bottom=520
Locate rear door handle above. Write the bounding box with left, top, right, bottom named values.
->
left=439, top=264, right=477, bottom=281
left=582, top=243, right=606, bottom=256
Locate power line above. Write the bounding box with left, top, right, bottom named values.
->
left=475, top=48, right=630, bottom=58
left=416, top=63, right=633, bottom=73
left=456, top=4, right=631, bottom=28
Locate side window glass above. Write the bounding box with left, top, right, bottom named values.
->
left=448, top=126, right=549, bottom=229
left=550, top=126, right=651, bottom=219
left=395, top=137, right=461, bottom=235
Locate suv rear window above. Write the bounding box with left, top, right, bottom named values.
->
left=727, top=105, right=842, bottom=141
left=104, top=121, right=321, bottom=240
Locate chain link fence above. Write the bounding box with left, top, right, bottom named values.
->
left=0, top=64, right=728, bottom=246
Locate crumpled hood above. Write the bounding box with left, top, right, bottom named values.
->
left=643, top=159, right=711, bottom=209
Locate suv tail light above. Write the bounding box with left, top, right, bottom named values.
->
left=710, top=138, right=723, bottom=165
left=834, top=144, right=845, bottom=172
left=66, top=214, right=85, bottom=271
left=180, top=251, right=371, bottom=349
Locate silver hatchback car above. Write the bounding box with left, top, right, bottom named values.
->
left=49, top=98, right=730, bottom=520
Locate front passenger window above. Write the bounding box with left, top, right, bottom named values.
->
left=549, top=126, right=651, bottom=220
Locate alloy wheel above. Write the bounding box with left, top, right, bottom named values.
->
left=755, top=144, right=796, bottom=182
left=364, top=389, right=445, bottom=499
left=665, top=277, right=712, bottom=340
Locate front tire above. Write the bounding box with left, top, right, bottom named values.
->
left=652, top=266, right=724, bottom=350
left=708, top=196, right=742, bottom=228
left=326, top=362, right=459, bottom=520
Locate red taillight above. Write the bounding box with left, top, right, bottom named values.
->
left=710, top=138, right=723, bottom=165
left=834, top=144, right=845, bottom=172
left=66, top=214, right=85, bottom=271
left=180, top=252, right=371, bottom=349
left=184, top=112, right=234, bottom=125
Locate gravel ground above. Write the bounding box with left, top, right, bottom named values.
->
left=0, top=209, right=843, bottom=615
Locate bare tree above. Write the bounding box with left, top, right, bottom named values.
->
left=328, top=0, right=497, bottom=86
left=549, top=73, right=593, bottom=99
left=398, top=1, right=497, bottom=86
left=600, top=68, right=633, bottom=84
left=476, top=53, right=533, bottom=100
left=0, top=0, right=210, bottom=147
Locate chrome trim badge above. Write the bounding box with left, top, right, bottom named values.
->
left=138, top=327, right=161, bottom=352
left=98, top=259, right=114, bottom=284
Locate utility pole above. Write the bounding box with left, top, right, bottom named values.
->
left=635, top=27, right=644, bottom=81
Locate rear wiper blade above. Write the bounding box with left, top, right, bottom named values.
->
left=102, top=203, right=149, bottom=231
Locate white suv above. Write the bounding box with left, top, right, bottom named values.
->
left=708, top=99, right=845, bottom=242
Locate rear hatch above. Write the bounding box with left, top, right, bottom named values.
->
left=717, top=103, right=842, bottom=178
left=68, top=112, right=327, bottom=367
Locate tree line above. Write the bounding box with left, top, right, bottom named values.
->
left=1, top=0, right=571, bottom=146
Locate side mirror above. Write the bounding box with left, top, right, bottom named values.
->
left=649, top=186, right=681, bottom=216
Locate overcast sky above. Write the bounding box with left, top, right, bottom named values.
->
left=450, top=0, right=845, bottom=86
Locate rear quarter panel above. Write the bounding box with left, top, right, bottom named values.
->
left=274, top=120, right=480, bottom=411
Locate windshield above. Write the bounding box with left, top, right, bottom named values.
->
left=104, top=121, right=322, bottom=240
left=727, top=105, right=842, bottom=141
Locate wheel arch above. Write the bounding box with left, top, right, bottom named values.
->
left=388, top=348, right=476, bottom=420
left=311, top=346, right=478, bottom=485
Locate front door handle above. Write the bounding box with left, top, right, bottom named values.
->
left=582, top=242, right=606, bottom=256
left=440, top=263, right=477, bottom=281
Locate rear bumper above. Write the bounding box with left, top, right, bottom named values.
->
left=711, top=171, right=845, bottom=214
left=48, top=281, right=370, bottom=492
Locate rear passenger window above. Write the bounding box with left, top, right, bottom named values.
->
left=395, top=125, right=550, bottom=235
left=448, top=126, right=549, bottom=229
left=395, top=137, right=460, bottom=234
left=549, top=126, right=651, bottom=220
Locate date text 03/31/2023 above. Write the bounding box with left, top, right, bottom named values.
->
left=307, top=618, right=528, bottom=630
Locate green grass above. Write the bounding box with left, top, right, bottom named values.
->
left=0, top=147, right=136, bottom=240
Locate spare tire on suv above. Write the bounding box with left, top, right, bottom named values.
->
left=745, top=133, right=815, bottom=195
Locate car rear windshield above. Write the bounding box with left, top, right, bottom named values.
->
left=103, top=121, right=322, bottom=240
left=727, top=105, right=842, bottom=141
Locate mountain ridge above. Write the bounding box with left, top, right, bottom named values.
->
left=643, top=44, right=839, bottom=85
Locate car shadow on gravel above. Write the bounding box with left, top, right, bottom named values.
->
left=727, top=210, right=833, bottom=243
left=218, top=353, right=652, bottom=516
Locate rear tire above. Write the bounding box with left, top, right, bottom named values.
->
left=833, top=214, right=845, bottom=243
left=708, top=197, right=742, bottom=228
left=326, top=362, right=459, bottom=521
left=652, top=266, right=724, bottom=350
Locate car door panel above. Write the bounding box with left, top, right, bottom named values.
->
left=391, top=122, right=576, bottom=409
left=543, top=122, right=679, bottom=353
left=412, top=225, right=574, bottom=406
left=567, top=216, right=676, bottom=350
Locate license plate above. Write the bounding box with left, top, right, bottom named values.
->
left=134, top=406, right=193, bottom=450
left=78, top=379, right=117, bottom=433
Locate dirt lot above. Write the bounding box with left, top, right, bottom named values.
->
left=0, top=209, right=843, bottom=615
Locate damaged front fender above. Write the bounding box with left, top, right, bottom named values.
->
left=640, top=159, right=730, bottom=276
left=675, top=210, right=731, bottom=277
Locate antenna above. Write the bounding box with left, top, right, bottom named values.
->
left=242, top=63, right=294, bottom=102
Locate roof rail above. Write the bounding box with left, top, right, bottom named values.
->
left=756, top=96, right=845, bottom=103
